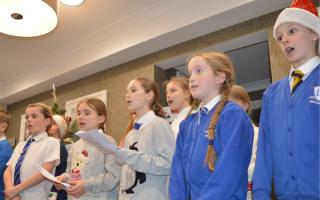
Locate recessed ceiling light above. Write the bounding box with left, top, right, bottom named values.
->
left=61, top=0, right=84, bottom=6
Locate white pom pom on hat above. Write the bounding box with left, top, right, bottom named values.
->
left=273, top=0, right=320, bottom=54
left=52, top=115, right=67, bottom=138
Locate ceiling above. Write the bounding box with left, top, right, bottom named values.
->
left=0, top=0, right=291, bottom=105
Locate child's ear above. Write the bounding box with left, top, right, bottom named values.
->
left=311, top=31, right=319, bottom=41
left=98, top=115, right=106, bottom=125
left=243, top=102, right=250, bottom=112
left=216, top=72, right=226, bottom=84
left=146, top=90, right=155, bottom=102
left=45, top=118, right=52, bottom=127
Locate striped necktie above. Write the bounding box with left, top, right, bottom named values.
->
left=14, top=138, right=35, bottom=185
left=198, top=107, right=208, bottom=124
left=291, top=70, right=304, bottom=95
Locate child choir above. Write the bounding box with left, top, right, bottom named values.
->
left=1, top=0, right=319, bottom=199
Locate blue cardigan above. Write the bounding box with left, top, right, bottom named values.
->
left=0, top=139, right=12, bottom=200
left=170, top=102, right=253, bottom=200
left=253, top=65, right=320, bottom=200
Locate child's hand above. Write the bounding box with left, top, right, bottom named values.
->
left=4, top=187, right=19, bottom=199
left=67, top=179, right=86, bottom=198
left=9, top=196, right=20, bottom=200
left=5, top=196, right=20, bottom=200
left=53, top=175, right=66, bottom=190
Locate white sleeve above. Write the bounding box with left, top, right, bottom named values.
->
left=44, top=138, right=60, bottom=166
left=115, top=119, right=175, bottom=175
left=84, top=152, right=121, bottom=193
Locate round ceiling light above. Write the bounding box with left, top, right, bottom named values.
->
left=0, top=0, right=59, bottom=37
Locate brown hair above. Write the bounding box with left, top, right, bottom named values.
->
left=188, top=51, right=235, bottom=171
left=0, top=109, right=10, bottom=132
left=27, top=103, right=53, bottom=132
left=135, top=78, right=164, bottom=118
left=229, top=85, right=252, bottom=113
left=77, top=98, right=107, bottom=131
left=163, top=76, right=193, bottom=105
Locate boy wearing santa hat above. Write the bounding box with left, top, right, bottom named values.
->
left=48, top=115, right=68, bottom=200
left=253, top=0, right=320, bottom=199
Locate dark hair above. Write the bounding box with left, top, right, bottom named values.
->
left=188, top=51, right=235, bottom=171
left=135, top=78, right=164, bottom=118
left=77, top=98, right=107, bottom=131
left=27, top=103, right=53, bottom=132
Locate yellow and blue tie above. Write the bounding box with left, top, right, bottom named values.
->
left=291, top=70, right=304, bottom=95
left=14, top=138, right=35, bottom=185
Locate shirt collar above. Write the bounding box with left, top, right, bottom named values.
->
left=136, top=111, right=156, bottom=129
left=29, top=132, right=48, bottom=142
left=199, top=95, right=221, bottom=112
left=289, top=56, right=320, bottom=81
left=177, top=106, right=191, bottom=118
left=0, top=136, right=6, bottom=142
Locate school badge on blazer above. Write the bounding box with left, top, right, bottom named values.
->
left=310, top=86, right=320, bottom=105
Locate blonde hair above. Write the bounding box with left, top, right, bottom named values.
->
left=230, top=85, right=252, bottom=113
left=188, top=51, right=235, bottom=171
left=27, top=103, right=53, bottom=132
left=135, top=78, right=164, bottom=118
left=77, top=98, right=107, bottom=131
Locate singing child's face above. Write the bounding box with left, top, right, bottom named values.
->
left=77, top=102, right=105, bottom=131
left=0, top=122, right=8, bottom=134
left=275, top=22, right=319, bottom=68
left=25, top=107, right=50, bottom=136
left=166, top=82, right=189, bottom=113
left=48, top=120, right=60, bottom=139
left=188, top=56, right=225, bottom=105
left=126, top=80, right=152, bottom=114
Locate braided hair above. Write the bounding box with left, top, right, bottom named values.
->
left=188, top=51, right=235, bottom=171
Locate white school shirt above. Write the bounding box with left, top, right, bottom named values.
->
left=171, top=106, right=191, bottom=140
left=247, top=124, right=259, bottom=200
left=199, top=95, right=221, bottom=111
left=289, top=56, right=320, bottom=91
left=7, top=132, right=60, bottom=200
left=0, top=136, right=6, bottom=141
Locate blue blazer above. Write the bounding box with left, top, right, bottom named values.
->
left=253, top=65, right=320, bottom=200
left=0, top=140, right=12, bottom=200
left=170, top=101, right=253, bottom=200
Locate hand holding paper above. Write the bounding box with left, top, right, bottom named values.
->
left=37, top=165, right=71, bottom=190
left=75, top=130, right=117, bottom=153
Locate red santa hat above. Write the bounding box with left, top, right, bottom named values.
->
left=273, top=0, right=320, bottom=54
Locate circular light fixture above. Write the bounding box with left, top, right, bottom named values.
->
left=0, top=0, right=59, bottom=37
left=61, top=0, right=84, bottom=6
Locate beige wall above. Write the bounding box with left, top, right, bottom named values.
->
left=267, top=27, right=291, bottom=82
left=7, top=61, right=154, bottom=143
left=0, top=103, right=7, bottom=111
left=7, top=10, right=288, bottom=143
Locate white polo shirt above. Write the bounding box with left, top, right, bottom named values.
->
left=171, top=106, right=191, bottom=140
left=7, top=132, right=60, bottom=200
